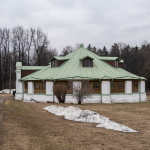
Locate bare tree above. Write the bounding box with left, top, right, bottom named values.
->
left=53, top=82, right=67, bottom=103
left=12, top=26, right=28, bottom=64
left=32, top=28, right=50, bottom=65
left=1, top=28, right=11, bottom=89
left=0, top=28, right=4, bottom=90
left=71, top=80, right=92, bottom=104
left=61, top=45, right=74, bottom=56
left=26, top=28, right=34, bottom=65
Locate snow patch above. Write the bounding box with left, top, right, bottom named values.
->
left=23, top=98, right=36, bottom=103
left=0, top=89, right=15, bottom=94
left=44, top=105, right=138, bottom=132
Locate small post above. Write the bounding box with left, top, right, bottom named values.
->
left=9, top=65, right=11, bottom=94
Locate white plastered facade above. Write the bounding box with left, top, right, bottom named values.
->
left=16, top=77, right=146, bottom=103
left=15, top=64, right=23, bottom=100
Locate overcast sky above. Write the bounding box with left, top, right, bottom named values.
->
left=0, top=0, right=150, bottom=53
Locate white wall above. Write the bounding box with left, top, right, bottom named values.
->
left=141, top=93, right=146, bottom=101
left=15, top=63, right=22, bottom=100
left=46, top=81, right=53, bottom=95
left=141, top=81, right=145, bottom=92
left=16, top=79, right=146, bottom=103
left=54, top=95, right=101, bottom=104
left=16, top=71, right=22, bottom=93
left=101, top=81, right=111, bottom=103
left=28, top=82, right=34, bottom=94
left=19, top=92, right=146, bottom=103
left=15, top=93, right=22, bottom=100
left=125, top=81, right=132, bottom=93
left=102, top=81, right=110, bottom=94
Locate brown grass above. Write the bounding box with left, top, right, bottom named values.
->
left=0, top=94, right=13, bottom=97
left=0, top=100, right=150, bottom=150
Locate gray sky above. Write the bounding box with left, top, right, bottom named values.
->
left=0, top=0, right=150, bottom=53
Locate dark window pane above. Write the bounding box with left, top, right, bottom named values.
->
left=88, top=60, right=92, bottom=67
left=84, top=60, right=87, bottom=67
left=43, top=83, right=46, bottom=89
left=52, top=60, right=54, bottom=67
left=55, top=60, right=58, bottom=67
left=35, top=83, right=39, bottom=88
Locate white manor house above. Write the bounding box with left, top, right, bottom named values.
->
left=15, top=44, right=146, bottom=103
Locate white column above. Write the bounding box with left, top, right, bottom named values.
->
left=73, top=81, right=81, bottom=94
left=101, top=80, right=111, bottom=103
left=28, top=81, right=34, bottom=94
left=45, top=81, right=54, bottom=102
left=16, top=71, right=22, bottom=93
left=125, top=80, right=132, bottom=94
left=141, top=81, right=145, bottom=92
left=15, top=62, right=22, bottom=100
left=46, top=81, right=53, bottom=95
left=139, top=80, right=146, bottom=101
left=125, top=80, right=133, bottom=102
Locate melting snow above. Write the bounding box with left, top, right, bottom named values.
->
left=43, top=105, right=138, bottom=132
left=23, top=98, right=36, bottom=103
left=0, top=89, right=15, bottom=94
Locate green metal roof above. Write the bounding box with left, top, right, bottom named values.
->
left=21, top=66, right=46, bottom=70
left=16, top=62, right=22, bottom=67
left=99, top=57, right=121, bottom=61
left=119, top=60, right=124, bottom=63
left=19, top=44, right=146, bottom=81
left=50, top=56, right=69, bottom=61
left=80, top=56, right=94, bottom=60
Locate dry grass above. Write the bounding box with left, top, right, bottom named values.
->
left=0, top=94, right=13, bottom=97
left=0, top=100, right=150, bottom=150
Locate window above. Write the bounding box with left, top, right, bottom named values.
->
left=66, top=82, right=71, bottom=89
left=118, top=82, right=124, bottom=88
left=94, top=83, right=99, bottom=88
left=84, top=60, right=87, bottom=67
left=115, top=60, right=119, bottom=68
left=82, top=82, right=90, bottom=88
left=55, top=81, right=73, bottom=94
left=25, top=82, right=28, bottom=93
left=132, top=81, right=138, bottom=92
left=52, top=60, right=58, bottom=67
left=34, top=81, right=46, bottom=93
left=88, top=60, right=92, bottom=67
left=83, top=59, right=93, bottom=67
left=111, top=83, right=116, bottom=88
left=111, top=81, right=125, bottom=93
left=90, top=81, right=101, bottom=94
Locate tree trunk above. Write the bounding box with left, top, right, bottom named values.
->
left=78, top=101, right=81, bottom=105
left=9, top=65, right=11, bottom=94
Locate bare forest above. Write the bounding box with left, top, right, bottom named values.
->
left=86, top=42, right=150, bottom=91
left=0, top=26, right=150, bottom=91
left=0, top=26, right=58, bottom=90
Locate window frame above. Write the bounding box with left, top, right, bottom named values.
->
left=114, top=60, right=119, bottom=68
left=83, top=58, right=93, bottom=67
left=34, top=81, right=46, bottom=94
left=111, top=81, right=125, bottom=93
left=24, top=81, right=28, bottom=93
left=51, top=59, right=58, bottom=67
left=132, top=81, right=138, bottom=92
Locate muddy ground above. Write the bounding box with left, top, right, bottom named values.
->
left=0, top=95, right=150, bottom=150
